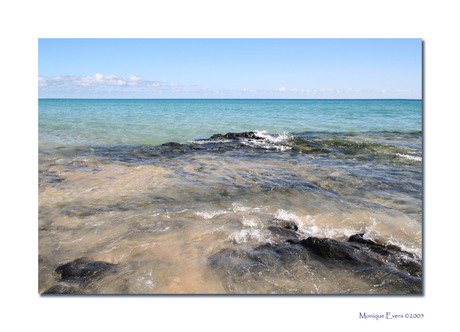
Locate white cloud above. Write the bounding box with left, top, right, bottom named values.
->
left=38, top=76, right=47, bottom=87
left=185, top=87, right=209, bottom=93
left=129, top=74, right=141, bottom=81
left=73, top=73, right=134, bottom=86
left=127, top=74, right=142, bottom=86
left=38, top=75, right=415, bottom=98
left=38, top=73, right=182, bottom=94
left=345, top=88, right=360, bottom=93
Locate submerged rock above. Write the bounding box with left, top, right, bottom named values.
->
left=208, top=243, right=311, bottom=282
left=347, top=233, right=422, bottom=277
left=42, top=258, right=119, bottom=295
left=55, top=258, right=119, bottom=281
left=266, top=225, right=299, bottom=242
left=208, top=223, right=422, bottom=294
left=161, top=142, right=184, bottom=147
left=296, top=237, right=385, bottom=268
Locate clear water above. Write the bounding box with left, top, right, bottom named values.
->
left=39, top=99, right=422, bottom=149
left=38, top=99, right=422, bottom=294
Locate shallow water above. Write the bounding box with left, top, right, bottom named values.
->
left=39, top=99, right=422, bottom=294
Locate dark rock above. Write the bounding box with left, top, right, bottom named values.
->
left=161, top=142, right=184, bottom=147
left=272, top=219, right=299, bottom=231
left=209, top=134, right=225, bottom=140
left=55, top=258, right=118, bottom=282
left=208, top=230, right=422, bottom=294
left=208, top=243, right=311, bottom=280
left=299, top=237, right=385, bottom=268
left=266, top=226, right=299, bottom=242
left=348, top=233, right=402, bottom=255
left=348, top=233, right=377, bottom=245
left=208, top=247, right=272, bottom=278
left=270, top=243, right=312, bottom=266
left=42, top=258, right=120, bottom=294
left=209, top=132, right=264, bottom=140
left=347, top=233, right=422, bottom=277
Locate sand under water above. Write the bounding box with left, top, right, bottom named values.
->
left=39, top=130, right=422, bottom=294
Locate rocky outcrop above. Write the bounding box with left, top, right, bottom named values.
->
left=42, top=259, right=119, bottom=294
left=208, top=221, right=422, bottom=294
left=55, top=259, right=118, bottom=281
left=347, top=233, right=422, bottom=277
left=209, top=132, right=264, bottom=140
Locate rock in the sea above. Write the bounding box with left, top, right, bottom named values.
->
left=55, top=258, right=118, bottom=282
left=272, top=218, right=299, bottom=231
left=208, top=226, right=422, bottom=294
left=209, top=132, right=264, bottom=140
left=266, top=225, right=299, bottom=242
left=42, top=258, right=119, bottom=294
left=298, top=237, right=385, bottom=268
left=161, top=142, right=184, bottom=147
left=208, top=243, right=311, bottom=280
left=347, top=233, right=422, bottom=277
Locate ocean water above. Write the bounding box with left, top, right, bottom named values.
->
left=38, top=99, right=422, bottom=294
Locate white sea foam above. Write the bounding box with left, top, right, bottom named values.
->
left=241, top=216, right=259, bottom=228
left=240, top=130, right=293, bottom=151
left=189, top=139, right=233, bottom=144
left=232, top=202, right=264, bottom=213
left=385, top=236, right=422, bottom=257
left=242, top=139, right=292, bottom=151
left=274, top=210, right=362, bottom=240
left=191, top=130, right=292, bottom=150
left=228, top=228, right=274, bottom=244
left=195, top=210, right=229, bottom=219
left=232, top=202, right=251, bottom=212
left=397, top=153, right=422, bottom=161
left=274, top=209, right=302, bottom=223
left=254, top=130, right=291, bottom=143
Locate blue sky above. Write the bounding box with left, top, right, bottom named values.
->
left=38, top=38, right=421, bottom=99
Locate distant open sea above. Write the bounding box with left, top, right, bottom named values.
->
left=39, top=99, right=422, bottom=294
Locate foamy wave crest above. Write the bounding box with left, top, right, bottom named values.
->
left=232, top=202, right=251, bottom=212
left=232, top=202, right=264, bottom=213
left=195, top=210, right=230, bottom=219
left=241, top=139, right=292, bottom=151
left=275, top=211, right=323, bottom=237
left=274, top=209, right=302, bottom=223
left=227, top=228, right=274, bottom=244
left=274, top=210, right=361, bottom=240
left=241, top=216, right=260, bottom=228
left=189, top=139, right=233, bottom=144
left=298, top=226, right=361, bottom=241
left=397, top=153, right=422, bottom=161
left=244, top=130, right=292, bottom=151
left=254, top=130, right=292, bottom=143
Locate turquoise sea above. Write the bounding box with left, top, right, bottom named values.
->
left=39, top=99, right=421, bottom=148
left=39, top=99, right=422, bottom=294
